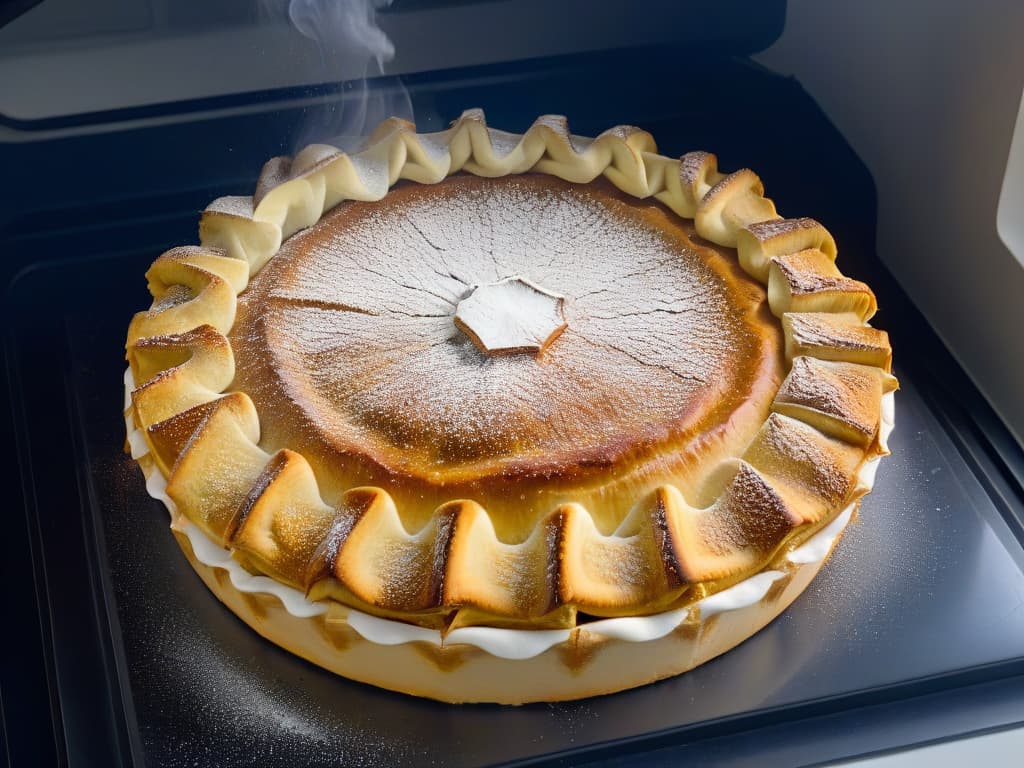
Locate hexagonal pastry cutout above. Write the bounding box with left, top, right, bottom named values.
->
left=453, top=276, right=568, bottom=356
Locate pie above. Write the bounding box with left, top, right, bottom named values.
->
left=124, top=109, right=896, bottom=703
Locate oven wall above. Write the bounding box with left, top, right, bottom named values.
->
left=758, top=0, right=1024, bottom=445
left=0, top=0, right=773, bottom=122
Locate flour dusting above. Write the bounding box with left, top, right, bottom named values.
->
left=230, top=175, right=771, bottom=482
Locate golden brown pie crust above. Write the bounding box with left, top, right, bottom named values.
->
left=229, top=173, right=784, bottom=531
left=124, top=110, right=896, bottom=701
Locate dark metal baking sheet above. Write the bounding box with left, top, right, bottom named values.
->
left=5, top=228, right=1024, bottom=768
left=6, top=49, right=1024, bottom=766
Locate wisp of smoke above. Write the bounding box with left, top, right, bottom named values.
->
left=260, top=0, right=414, bottom=151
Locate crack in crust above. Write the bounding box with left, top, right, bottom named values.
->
left=125, top=109, right=896, bottom=631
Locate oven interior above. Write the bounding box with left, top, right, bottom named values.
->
left=3, top=4, right=1024, bottom=766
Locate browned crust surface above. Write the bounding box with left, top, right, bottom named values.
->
left=124, top=112, right=895, bottom=650
left=229, top=174, right=784, bottom=532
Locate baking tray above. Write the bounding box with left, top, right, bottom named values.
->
left=6, top=49, right=1024, bottom=766
left=10, top=217, right=1024, bottom=768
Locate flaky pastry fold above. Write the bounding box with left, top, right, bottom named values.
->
left=126, top=110, right=895, bottom=630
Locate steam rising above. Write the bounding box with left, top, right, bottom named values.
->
left=261, top=0, right=413, bottom=150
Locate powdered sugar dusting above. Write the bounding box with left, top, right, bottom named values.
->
left=788, top=312, right=887, bottom=352
left=230, top=174, right=774, bottom=484
left=206, top=195, right=255, bottom=218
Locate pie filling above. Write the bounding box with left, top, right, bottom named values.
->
left=229, top=174, right=783, bottom=534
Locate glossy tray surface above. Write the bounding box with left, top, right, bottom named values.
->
left=7, top=244, right=1024, bottom=767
